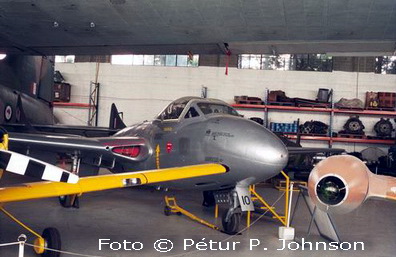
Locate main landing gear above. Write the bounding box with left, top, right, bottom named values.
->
left=59, top=155, right=80, bottom=209
left=58, top=194, right=79, bottom=208
left=1, top=207, right=61, bottom=257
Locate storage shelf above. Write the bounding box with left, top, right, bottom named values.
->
left=53, top=102, right=93, bottom=108
left=232, top=104, right=396, bottom=116
left=232, top=103, right=396, bottom=146
left=286, top=134, right=395, bottom=145
left=333, top=108, right=396, bottom=116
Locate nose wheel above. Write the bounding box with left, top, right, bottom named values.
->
left=221, top=208, right=241, bottom=235
left=220, top=189, right=242, bottom=235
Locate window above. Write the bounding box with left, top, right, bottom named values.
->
left=375, top=56, right=396, bottom=74
left=158, top=99, right=190, bottom=120
left=132, top=55, right=144, bottom=65
left=177, top=55, right=188, bottom=67
left=111, top=54, right=199, bottom=67
left=144, top=55, right=154, bottom=66
left=184, top=107, right=200, bottom=119
left=239, top=54, right=261, bottom=69
left=197, top=103, right=239, bottom=116
left=154, top=55, right=166, bottom=66
left=165, top=55, right=177, bottom=66
left=292, top=54, right=333, bottom=72
left=111, top=55, right=133, bottom=65
left=55, top=55, right=75, bottom=63
left=238, top=54, right=332, bottom=72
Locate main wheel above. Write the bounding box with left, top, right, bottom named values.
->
left=40, top=227, right=61, bottom=257
left=58, top=195, right=79, bottom=208
left=222, top=211, right=241, bottom=235
left=164, top=206, right=172, bottom=216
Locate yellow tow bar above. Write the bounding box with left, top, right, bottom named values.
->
left=164, top=196, right=220, bottom=231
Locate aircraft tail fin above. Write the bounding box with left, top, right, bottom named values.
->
left=109, top=103, right=126, bottom=130
left=16, top=95, right=36, bottom=132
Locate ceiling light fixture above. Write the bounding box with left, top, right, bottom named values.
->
left=0, top=54, right=6, bottom=60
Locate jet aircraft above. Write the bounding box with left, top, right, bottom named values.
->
left=0, top=129, right=227, bottom=257
left=7, top=96, right=344, bottom=234
left=308, top=155, right=396, bottom=214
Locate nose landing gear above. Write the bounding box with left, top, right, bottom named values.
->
left=220, top=189, right=242, bottom=235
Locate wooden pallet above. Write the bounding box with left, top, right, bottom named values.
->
left=235, top=100, right=264, bottom=105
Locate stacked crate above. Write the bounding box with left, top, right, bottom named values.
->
left=378, top=92, right=396, bottom=108
left=270, top=121, right=299, bottom=133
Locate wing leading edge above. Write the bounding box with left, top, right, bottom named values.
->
left=0, top=163, right=227, bottom=203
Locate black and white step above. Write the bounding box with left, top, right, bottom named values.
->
left=0, top=149, right=79, bottom=184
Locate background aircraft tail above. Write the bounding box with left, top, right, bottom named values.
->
left=109, top=103, right=126, bottom=130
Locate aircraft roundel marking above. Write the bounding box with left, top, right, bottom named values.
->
left=4, top=104, right=12, bottom=122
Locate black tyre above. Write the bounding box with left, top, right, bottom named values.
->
left=164, top=206, right=172, bottom=216
left=58, top=195, right=71, bottom=208
left=41, top=227, right=61, bottom=257
left=58, top=195, right=79, bottom=208
left=221, top=211, right=241, bottom=235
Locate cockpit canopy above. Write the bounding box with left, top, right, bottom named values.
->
left=157, top=97, right=239, bottom=121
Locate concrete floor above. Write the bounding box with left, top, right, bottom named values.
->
left=0, top=173, right=395, bottom=257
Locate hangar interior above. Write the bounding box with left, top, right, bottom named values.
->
left=54, top=56, right=396, bottom=154
left=0, top=1, right=395, bottom=257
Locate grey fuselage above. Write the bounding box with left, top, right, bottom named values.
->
left=113, top=97, right=289, bottom=191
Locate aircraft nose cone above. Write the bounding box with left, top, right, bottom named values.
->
left=245, top=124, right=289, bottom=169
left=206, top=116, right=289, bottom=182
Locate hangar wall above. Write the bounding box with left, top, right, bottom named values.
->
left=55, top=62, right=395, bottom=151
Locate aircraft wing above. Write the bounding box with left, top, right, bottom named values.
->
left=287, top=147, right=345, bottom=155
left=8, top=132, right=151, bottom=169
left=2, top=123, right=119, bottom=137
left=0, top=163, right=227, bottom=203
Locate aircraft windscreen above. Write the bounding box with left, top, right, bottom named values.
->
left=158, top=99, right=189, bottom=120
left=197, top=103, right=239, bottom=116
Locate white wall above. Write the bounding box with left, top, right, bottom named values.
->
left=54, top=63, right=396, bottom=152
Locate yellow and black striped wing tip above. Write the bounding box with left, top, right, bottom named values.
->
left=0, top=149, right=79, bottom=184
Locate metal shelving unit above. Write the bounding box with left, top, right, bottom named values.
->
left=52, top=81, right=100, bottom=126
left=232, top=103, right=396, bottom=146
left=53, top=102, right=93, bottom=108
